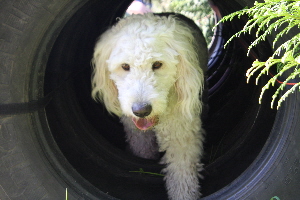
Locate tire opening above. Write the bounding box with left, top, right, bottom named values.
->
left=43, top=0, right=277, bottom=199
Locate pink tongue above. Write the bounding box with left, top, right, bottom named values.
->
left=132, top=118, right=155, bottom=130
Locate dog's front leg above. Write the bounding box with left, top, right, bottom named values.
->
left=157, top=122, right=204, bottom=200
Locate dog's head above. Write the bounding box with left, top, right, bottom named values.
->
left=92, top=13, right=205, bottom=130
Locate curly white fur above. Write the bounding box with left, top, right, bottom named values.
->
left=92, top=13, right=208, bottom=200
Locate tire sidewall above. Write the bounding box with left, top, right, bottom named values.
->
left=0, top=0, right=299, bottom=200
left=0, top=1, right=103, bottom=199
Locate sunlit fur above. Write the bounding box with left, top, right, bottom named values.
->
left=92, top=13, right=208, bottom=200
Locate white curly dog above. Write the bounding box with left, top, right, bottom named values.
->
left=92, top=13, right=208, bottom=200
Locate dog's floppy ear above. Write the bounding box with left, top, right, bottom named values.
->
left=91, top=31, right=122, bottom=116
left=171, top=19, right=207, bottom=120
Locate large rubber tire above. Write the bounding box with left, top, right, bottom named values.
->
left=0, top=0, right=299, bottom=200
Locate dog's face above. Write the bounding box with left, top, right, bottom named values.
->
left=92, top=14, right=204, bottom=131
left=106, top=36, right=179, bottom=130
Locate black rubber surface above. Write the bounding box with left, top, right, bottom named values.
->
left=0, top=0, right=299, bottom=199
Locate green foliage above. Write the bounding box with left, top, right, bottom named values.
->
left=270, top=196, right=280, bottom=200
left=153, top=0, right=214, bottom=45
left=216, top=0, right=300, bottom=109
left=168, top=0, right=212, bottom=19
left=169, top=0, right=214, bottom=44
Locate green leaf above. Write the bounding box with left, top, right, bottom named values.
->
left=296, top=55, right=300, bottom=64
left=281, top=51, right=293, bottom=63
left=218, top=0, right=300, bottom=109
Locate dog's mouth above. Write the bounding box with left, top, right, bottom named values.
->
left=132, top=117, right=158, bottom=131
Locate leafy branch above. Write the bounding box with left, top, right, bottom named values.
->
left=129, top=168, right=165, bottom=176
left=216, top=0, right=300, bottom=109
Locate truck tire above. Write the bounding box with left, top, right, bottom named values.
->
left=0, top=0, right=299, bottom=199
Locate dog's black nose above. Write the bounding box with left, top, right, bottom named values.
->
left=132, top=102, right=152, bottom=118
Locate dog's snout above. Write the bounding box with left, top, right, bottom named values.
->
left=132, top=102, right=152, bottom=118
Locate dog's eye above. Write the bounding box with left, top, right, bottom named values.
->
left=121, top=63, right=130, bottom=71
left=152, top=61, right=163, bottom=70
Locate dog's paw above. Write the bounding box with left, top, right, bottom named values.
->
left=163, top=164, right=201, bottom=200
